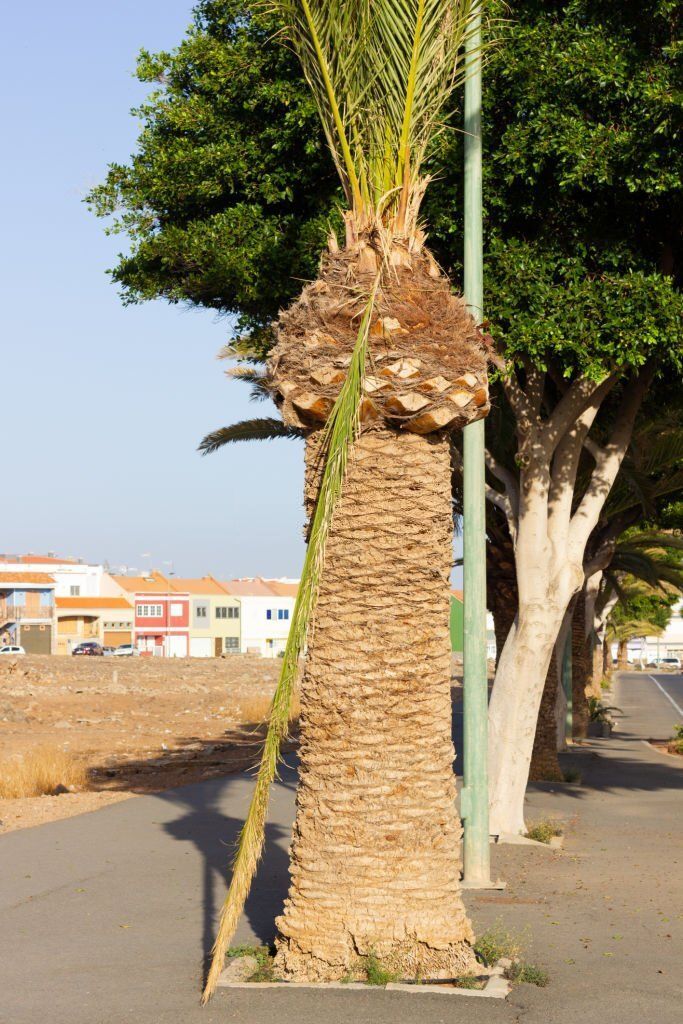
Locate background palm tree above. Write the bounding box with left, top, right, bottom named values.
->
left=202, top=0, right=490, bottom=999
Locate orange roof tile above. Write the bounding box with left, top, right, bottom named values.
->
left=265, top=580, right=299, bottom=597
left=222, top=578, right=277, bottom=597
left=0, top=554, right=78, bottom=565
left=109, top=571, right=182, bottom=594
left=56, top=596, right=132, bottom=610
left=172, top=576, right=231, bottom=596
left=0, top=572, right=56, bottom=585
left=451, top=589, right=463, bottom=602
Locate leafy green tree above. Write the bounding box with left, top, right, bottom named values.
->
left=89, top=0, right=682, bottom=838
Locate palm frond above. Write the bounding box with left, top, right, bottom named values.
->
left=198, top=418, right=304, bottom=454
left=262, top=0, right=482, bottom=229
left=201, top=275, right=380, bottom=1003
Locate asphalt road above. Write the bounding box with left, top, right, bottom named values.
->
left=1, top=673, right=681, bottom=1024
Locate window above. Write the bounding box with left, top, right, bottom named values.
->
left=216, top=606, right=239, bottom=620
left=196, top=605, right=207, bottom=618
left=268, top=608, right=290, bottom=621
left=170, top=602, right=183, bottom=617
left=224, top=637, right=239, bottom=653
left=136, top=604, right=163, bottom=618
left=70, top=585, right=80, bottom=596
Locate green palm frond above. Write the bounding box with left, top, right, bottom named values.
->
left=262, top=0, right=482, bottom=228
left=202, top=275, right=380, bottom=1004
left=606, top=618, right=665, bottom=642
left=198, top=418, right=304, bottom=454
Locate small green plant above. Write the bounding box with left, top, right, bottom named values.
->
left=364, top=951, right=399, bottom=986
left=668, top=724, right=683, bottom=755
left=600, top=678, right=611, bottom=691
left=452, top=974, right=482, bottom=989
left=475, top=923, right=548, bottom=987
left=588, top=697, right=622, bottom=723
left=563, top=768, right=582, bottom=784
left=507, top=961, right=549, bottom=987
left=525, top=819, right=563, bottom=844
left=474, top=924, right=525, bottom=966
left=226, top=944, right=275, bottom=982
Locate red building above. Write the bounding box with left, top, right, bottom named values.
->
left=111, top=572, right=189, bottom=657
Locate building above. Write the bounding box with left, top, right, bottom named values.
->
left=222, top=578, right=298, bottom=657
left=0, top=572, right=56, bottom=653
left=109, top=572, right=190, bottom=657
left=450, top=589, right=497, bottom=659
left=172, top=577, right=241, bottom=657
left=626, top=597, right=683, bottom=663
left=55, top=595, right=134, bottom=654
left=0, top=554, right=107, bottom=598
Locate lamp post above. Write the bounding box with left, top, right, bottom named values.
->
left=461, top=5, right=498, bottom=888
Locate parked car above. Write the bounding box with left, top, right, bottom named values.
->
left=102, top=646, right=116, bottom=656
left=658, top=657, right=681, bottom=671
left=72, top=641, right=104, bottom=656
left=113, top=644, right=140, bottom=657
left=0, top=645, right=25, bottom=656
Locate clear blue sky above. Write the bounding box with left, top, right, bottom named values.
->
left=1, top=1, right=462, bottom=583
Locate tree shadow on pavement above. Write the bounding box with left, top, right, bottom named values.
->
left=156, top=773, right=294, bottom=978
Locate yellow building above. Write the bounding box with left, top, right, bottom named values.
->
left=173, top=576, right=241, bottom=657
left=56, top=596, right=133, bottom=654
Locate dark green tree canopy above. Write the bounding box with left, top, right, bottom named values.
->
left=88, top=0, right=683, bottom=372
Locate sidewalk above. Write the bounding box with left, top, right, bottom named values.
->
left=1, top=673, right=681, bottom=1024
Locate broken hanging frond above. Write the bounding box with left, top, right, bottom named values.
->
left=201, top=274, right=380, bottom=1003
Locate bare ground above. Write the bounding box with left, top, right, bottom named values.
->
left=0, top=655, right=285, bottom=833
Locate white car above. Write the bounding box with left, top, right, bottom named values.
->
left=113, top=644, right=140, bottom=657
left=658, top=657, right=681, bottom=671
left=0, top=645, right=25, bottom=655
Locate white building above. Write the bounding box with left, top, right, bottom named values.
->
left=222, top=578, right=298, bottom=657
left=0, top=554, right=106, bottom=598
left=627, top=597, right=683, bottom=663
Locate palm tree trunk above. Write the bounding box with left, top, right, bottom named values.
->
left=617, top=639, right=629, bottom=670
left=275, top=426, right=475, bottom=981
left=571, top=588, right=590, bottom=739
left=529, top=642, right=564, bottom=782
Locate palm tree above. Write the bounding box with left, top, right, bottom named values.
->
left=201, top=0, right=489, bottom=999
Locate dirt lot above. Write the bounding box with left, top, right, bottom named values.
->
left=0, top=655, right=285, bottom=833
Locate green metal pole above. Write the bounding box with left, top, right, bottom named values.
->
left=461, top=6, right=492, bottom=887
left=562, top=628, right=573, bottom=742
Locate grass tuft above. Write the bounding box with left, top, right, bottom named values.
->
left=452, top=974, right=482, bottom=989
left=508, top=962, right=549, bottom=987
left=525, top=818, right=563, bottom=844
left=475, top=923, right=549, bottom=988
left=563, top=768, right=582, bottom=784
left=668, top=724, right=683, bottom=755
left=0, top=746, right=87, bottom=799
left=364, top=951, right=399, bottom=986
left=474, top=924, right=525, bottom=966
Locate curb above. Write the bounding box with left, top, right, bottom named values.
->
left=217, top=961, right=511, bottom=999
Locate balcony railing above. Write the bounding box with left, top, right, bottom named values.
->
left=0, top=604, right=54, bottom=624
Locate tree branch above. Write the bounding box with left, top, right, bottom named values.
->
left=485, top=483, right=517, bottom=541
left=484, top=449, right=520, bottom=513
left=569, top=366, right=655, bottom=554
left=544, top=373, right=618, bottom=455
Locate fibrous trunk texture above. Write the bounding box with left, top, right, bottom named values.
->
left=589, top=639, right=604, bottom=698
left=275, top=427, right=476, bottom=982
left=617, top=640, right=629, bottom=670
left=268, top=248, right=489, bottom=436
left=571, top=590, right=591, bottom=739
left=529, top=644, right=564, bottom=782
